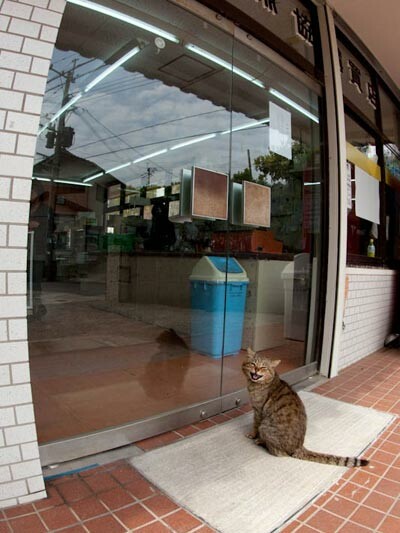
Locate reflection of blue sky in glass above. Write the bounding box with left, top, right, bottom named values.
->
left=36, top=0, right=318, bottom=190
left=37, top=46, right=270, bottom=187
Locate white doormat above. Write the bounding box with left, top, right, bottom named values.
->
left=131, top=392, right=394, bottom=533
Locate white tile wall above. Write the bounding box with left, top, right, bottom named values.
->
left=338, top=267, right=397, bottom=370
left=0, top=0, right=66, bottom=509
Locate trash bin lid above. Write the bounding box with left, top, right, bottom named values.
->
left=189, top=256, right=249, bottom=283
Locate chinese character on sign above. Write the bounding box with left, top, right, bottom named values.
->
left=338, top=48, right=344, bottom=74
left=255, top=0, right=278, bottom=15
left=292, top=8, right=314, bottom=45
left=366, top=82, right=378, bottom=109
left=348, top=60, right=362, bottom=93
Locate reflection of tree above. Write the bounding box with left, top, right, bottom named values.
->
left=233, top=142, right=311, bottom=252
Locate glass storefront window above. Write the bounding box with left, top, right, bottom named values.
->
left=380, top=86, right=400, bottom=147
left=380, top=87, right=400, bottom=261
left=345, top=114, right=381, bottom=258
left=29, top=0, right=324, bottom=448
left=338, top=43, right=377, bottom=125
left=226, top=0, right=317, bottom=65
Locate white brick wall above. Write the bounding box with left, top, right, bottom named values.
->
left=0, top=0, right=66, bottom=509
left=338, top=267, right=397, bottom=370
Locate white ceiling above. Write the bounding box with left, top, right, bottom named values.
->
left=327, top=0, right=400, bottom=90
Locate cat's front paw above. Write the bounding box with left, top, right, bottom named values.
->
left=246, top=431, right=258, bottom=439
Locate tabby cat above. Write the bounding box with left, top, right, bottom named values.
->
left=242, top=348, right=369, bottom=467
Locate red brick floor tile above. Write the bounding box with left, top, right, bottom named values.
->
left=390, top=499, right=400, bottom=517
left=384, top=467, right=400, bottom=483
left=51, top=474, right=76, bottom=485
left=369, top=449, right=396, bottom=465
left=40, top=504, right=78, bottom=530
left=324, top=495, right=359, bottom=518
left=387, top=432, right=400, bottom=444
left=114, top=502, right=154, bottom=529
left=125, top=478, right=157, bottom=500
left=0, top=522, right=10, bottom=533
left=70, top=496, right=108, bottom=521
left=366, top=461, right=389, bottom=477
left=362, top=492, right=395, bottom=513
left=280, top=520, right=302, bottom=532
left=349, top=470, right=379, bottom=490
left=34, top=485, right=63, bottom=509
left=163, top=509, right=202, bottom=532
left=193, top=420, right=216, bottom=430
left=84, top=472, right=119, bottom=494
left=110, top=464, right=141, bottom=485
left=336, top=521, right=372, bottom=532
left=313, top=491, right=334, bottom=507
left=373, top=478, right=400, bottom=498
left=136, top=432, right=182, bottom=451
left=99, top=486, right=135, bottom=510
left=336, top=482, right=370, bottom=502
left=8, top=514, right=46, bottom=533
left=224, top=408, right=243, bottom=419
left=3, top=503, right=34, bottom=518
left=134, top=522, right=171, bottom=532
left=61, top=526, right=87, bottom=532
left=349, top=506, right=386, bottom=529
left=194, top=526, right=218, bottom=533
left=306, top=509, right=345, bottom=532
left=56, top=478, right=92, bottom=503
left=79, top=465, right=106, bottom=478
left=295, top=525, right=321, bottom=532
left=296, top=505, right=318, bottom=523
left=84, top=514, right=126, bottom=532
left=209, top=414, right=231, bottom=424
left=377, top=441, right=399, bottom=455
left=175, top=425, right=201, bottom=437
left=144, top=494, right=179, bottom=517
left=239, top=403, right=253, bottom=413
left=378, top=515, right=400, bottom=533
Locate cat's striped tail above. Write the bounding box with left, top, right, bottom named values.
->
left=292, top=447, right=369, bottom=467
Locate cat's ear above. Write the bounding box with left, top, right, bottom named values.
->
left=270, top=359, right=281, bottom=368
left=247, top=347, right=256, bottom=359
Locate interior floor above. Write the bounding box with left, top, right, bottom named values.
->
left=28, top=287, right=304, bottom=444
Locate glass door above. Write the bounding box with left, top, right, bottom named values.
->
left=221, top=31, right=323, bottom=399
left=29, top=0, right=324, bottom=464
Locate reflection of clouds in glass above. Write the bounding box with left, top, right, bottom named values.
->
left=37, top=45, right=271, bottom=185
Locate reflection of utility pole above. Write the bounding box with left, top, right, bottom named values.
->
left=46, top=62, right=77, bottom=280
left=147, top=167, right=156, bottom=185
left=247, top=149, right=253, bottom=178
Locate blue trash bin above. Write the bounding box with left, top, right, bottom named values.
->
left=190, top=256, right=248, bottom=357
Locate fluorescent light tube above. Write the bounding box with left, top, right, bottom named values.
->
left=54, top=179, right=93, bottom=187
left=304, top=182, right=321, bottom=186
left=170, top=133, right=216, bottom=150
left=106, top=162, right=132, bottom=173
left=38, top=93, right=82, bottom=134
left=67, top=0, right=179, bottom=43
left=186, top=44, right=264, bottom=88
left=32, top=176, right=51, bottom=182
left=84, top=46, right=141, bottom=93
left=220, top=118, right=269, bottom=135
left=133, top=149, right=168, bottom=163
left=83, top=171, right=104, bottom=183
left=269, top=88, right=319, bottom=123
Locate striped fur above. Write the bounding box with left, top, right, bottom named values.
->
left=242, top=349, right=369, bottom=468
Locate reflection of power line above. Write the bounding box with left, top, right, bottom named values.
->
left=77, top=110, right=172, bottom=177
left=75, top=109, right=224, bottom=151
left=83, top=124, right=267, bottom=159
left=84, top=108, right=142, bottom=161
left=80, top=78, right=157, bottom=104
